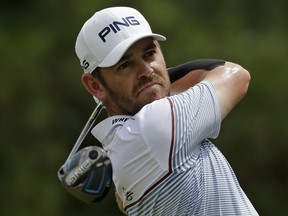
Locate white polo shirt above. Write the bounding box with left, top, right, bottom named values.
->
left=91, top=81, right=258, bottom=216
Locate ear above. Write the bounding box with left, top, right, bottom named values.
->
left=81, top=73, right=106, bottom=100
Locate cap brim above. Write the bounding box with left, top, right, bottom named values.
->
left=98, top=33, right=166, bottom=68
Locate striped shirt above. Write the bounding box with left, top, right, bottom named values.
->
left=91, top=81, right=258, bottom=215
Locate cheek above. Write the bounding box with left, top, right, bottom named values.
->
left=109, top=78, right=134, bottom=97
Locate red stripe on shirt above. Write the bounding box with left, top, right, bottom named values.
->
left=125, top=98, right=175, bottom=211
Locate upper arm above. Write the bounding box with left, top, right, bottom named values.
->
left=203, top=62, right=251, bottom=120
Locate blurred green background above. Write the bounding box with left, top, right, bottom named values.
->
left=1, top=0, right=287, bottom=215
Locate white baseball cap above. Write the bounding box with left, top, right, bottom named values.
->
left=75, top=7, right=166, bottom=73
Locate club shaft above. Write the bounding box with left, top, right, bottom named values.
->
left=64, top=102, right=103, bottom=165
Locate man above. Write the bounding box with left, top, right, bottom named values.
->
left=75, top=6, right=258, bottom=216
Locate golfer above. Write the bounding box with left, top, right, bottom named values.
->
left=75, top=6, right=258, bottom=216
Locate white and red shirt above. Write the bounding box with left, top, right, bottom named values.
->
left=91, top=81, right=258, bottom=215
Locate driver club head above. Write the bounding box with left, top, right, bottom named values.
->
left=58, top=146, right=112, bottom=203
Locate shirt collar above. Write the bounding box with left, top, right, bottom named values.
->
left=91, top=115, right=132, bottom=144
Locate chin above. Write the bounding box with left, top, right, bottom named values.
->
left=146, top=93, right=166, bottom=104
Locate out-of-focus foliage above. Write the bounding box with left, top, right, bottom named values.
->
left=1, top=0, right=287, bottom=215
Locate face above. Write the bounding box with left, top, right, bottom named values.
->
left=96, top=38, right=170, bottom=115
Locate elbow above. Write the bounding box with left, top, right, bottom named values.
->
left=239, top=66, right=251, bottom=97
left=225, top=62, right=251, bottom=96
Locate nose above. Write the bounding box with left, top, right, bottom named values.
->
left=137, top=60, right=154, bottom=79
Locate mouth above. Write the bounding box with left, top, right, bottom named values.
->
left=137, top=82, right=161, bottom=96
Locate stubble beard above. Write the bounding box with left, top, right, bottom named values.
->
left=107, top=75, right=170, bottom=115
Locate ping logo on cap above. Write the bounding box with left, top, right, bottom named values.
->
left=98, top=16, right=140, bottom=43
left=81, top=60, right=90, bottom=70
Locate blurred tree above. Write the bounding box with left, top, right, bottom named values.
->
left=1, top=0, right=287, bottom=215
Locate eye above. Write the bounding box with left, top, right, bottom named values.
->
left=145, top=50, right=156, bottom=58
left=118, top=61, right=130, bottom=70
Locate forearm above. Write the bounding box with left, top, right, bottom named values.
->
left=169, top=59, right=225, bottom=95
left=168, top=59, right=225, bottom=82
left=170, top=69, right=208, bottom=95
